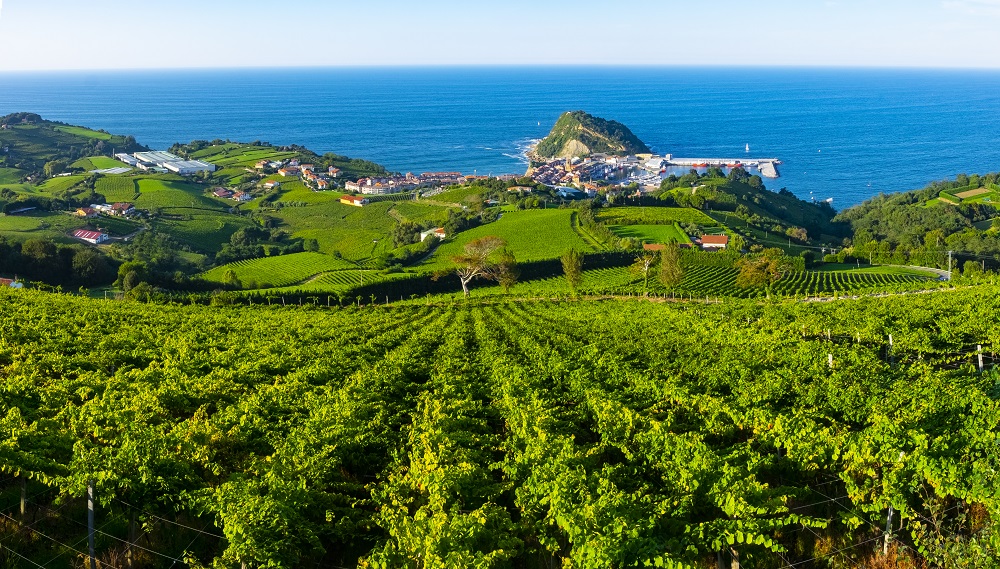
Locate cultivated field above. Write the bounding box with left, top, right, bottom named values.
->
left=152, top=213, right=253, bottom=252
left=72, top=156, right=130, bottom=171
left=201, top=252, right=358, bottom=288
left=95, top=177, right=138, bottom=202
left=136, top=178, right=227, bottom=211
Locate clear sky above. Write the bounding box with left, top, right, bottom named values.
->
left=1, top=0, right=999, bottom=71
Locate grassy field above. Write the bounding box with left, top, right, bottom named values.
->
left=53, top=125, right=112, bottom=140
left=201, top=252, right=358, bottom=288
left=152, top=212, right=253, bottom=252
left=419, top=209, right=593, bottom=271
left=391, top=201, right=453, bottom=225
left=273, top=181, right=343, bottom=204
left=814, top=263, right=941, bottom=278
left=136, top=178, right=227, bottom=211
left=72, top=156, right=130, bottom=171
left=0, top=168, right=24, bottom=184
left=597, top=206, right=717, bottom=226
left=36, top=175, right=87, bottom=194
left=0, top=211, right=86, bottom=242
left=609, top=223, right=693, bottom=245
left=432, top=186, right=484, bottom=205
left=274, top=201, right=397, bottom=261
left=96, top=177, right=138, bottom=202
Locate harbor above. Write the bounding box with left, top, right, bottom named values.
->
left=658, top=157, right=782, bottom=178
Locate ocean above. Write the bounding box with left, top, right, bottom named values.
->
left=2, top=66, right=1000, bottom=208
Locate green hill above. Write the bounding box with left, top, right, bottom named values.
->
left=534, top=111, right=650, bottom=159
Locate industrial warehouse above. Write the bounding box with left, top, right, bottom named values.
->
left=131, top=151, right=217, bottom=175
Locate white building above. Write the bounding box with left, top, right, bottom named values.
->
left=163, top=160, right=217, bottom=175
left=72, top=229, right=110, bottom=245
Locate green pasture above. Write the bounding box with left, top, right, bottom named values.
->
left=274, top=201, right=397, bottom=261
left=609, top=223, right=693, bottom=245
left=597, top=206, right=717, bottom=226
left=136, top=178, right=227, bottom=211
left=419, top=209, right=593, bottom=271
left=53, top=125, right=112, bottom=140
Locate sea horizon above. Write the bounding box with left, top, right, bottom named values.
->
left=4, top=65, right=1000, bottom=208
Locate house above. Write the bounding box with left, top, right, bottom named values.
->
left=328, top=167, right=341, bottom=178
left=233, top=192, right=253, bottom=202
left=72, top=229, right=110, bottom=245
left=420, top=227, right=447, bottom=241
left=255, top=160, right=270, bottom=170
left=264, top=181, right=281, bottom=190
left=700, top=235, right=729, bottom=250
left=75, top=207, right=98, bottom=218
left=340, top=195, right=368, bottom=207
left=315, top=179, right=329, bottom=190
left=213, top=188, right=234, bottom=198
left=0, top=278, right=24, bottom=289
left=110, top=203, right=135, bottom=217
left=300, top=164, right=315, bottom=172
left=508, top=186, right=533, bottom=194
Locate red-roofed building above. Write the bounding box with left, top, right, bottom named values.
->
left=110, top=203, right=135, bottom=217
left=213, top=188, right=234, bottom=198
left=700, top=235, right=729, bottom=250
left=72, top=229, right=110, bottom=245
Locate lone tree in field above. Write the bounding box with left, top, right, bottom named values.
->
left=659, top=243, right=683, bottom=291
left=561, top=248, right=584, bottom=293
left=735, top=247, right=792, bottom=297
left=450, top=236, right=511, bottom=297
left=631, top=252, right=658, bottom=296
left=497, top=248, right=519, bottom=293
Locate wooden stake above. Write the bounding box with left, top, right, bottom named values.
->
left=88, top=480, right=96, bottom=569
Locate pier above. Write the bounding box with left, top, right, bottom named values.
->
left=666, top=158, right=782, bottom=179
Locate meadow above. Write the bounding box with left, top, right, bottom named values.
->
left=190, top=144, right=297, bottom=168
left=419, top=209, right=593, bottom=271
left=135, top=178, right=227, bottom=211
left=596, top=206, right=717, bottom=226
left=273, top=201, right=398, bottom=261
left=0, top=168, right=23, bottom=184
left=36, top=175, right=87, bottom=194
left=609, top=223, right=693, bottom=245
left=53, top=125, right=112, bottom=140
left=71, top=156, right=130, bottom=171
left=152, top=212, right=253, bottom=252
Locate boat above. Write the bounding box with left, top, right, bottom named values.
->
left=745, top=143, right=750, bottom=153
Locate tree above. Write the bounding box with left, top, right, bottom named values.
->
left=727, top=166, right=750, bottom=183
left=658, top=243, right=683, bottom=290
left=561, top=248, right=584, bottom=292
left=224, top=268, right=243, bottom=289
left=735, top=248, right=792, bottom=296
left=450, top=236, right=507, bottom=297
left=631, top=252, right=658, bottom=296
left=496, top=248, right=519, bottom=293
left=43, top=160, right=67, bottom=177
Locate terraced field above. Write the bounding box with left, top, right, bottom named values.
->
left=267, top=269, right=414, bottom=294
left=201, top=252, right=358, bottom=288
left=190, top=145, right=297, bottom=168
left=36, top=175, right=87, bottom=193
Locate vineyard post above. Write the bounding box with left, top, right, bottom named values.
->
left=882, top=506, right=895, bottom=555
left=978, top=345, right=984, bottom=372
left=828, top=353, right=833, bottom=369
left=888, top=334, right=894, bottom=365
left=19, top=477, right=25, bottom=517
left=88, top=479, right=96, bottom=569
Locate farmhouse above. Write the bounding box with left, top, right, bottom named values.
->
left=340, top=195, right=368, bottom=207
left=315, top=179, right=329, bottom=190
left=328, top=167, right=341, bottom=178
left=111, top=203, right=135, bottom=217
left=420, top=227, right=447, bottom=241
left=213, top=188, right=234, bottom=198
left=700, top=235, right=729, bottom=250
left=75, top=207, right=98, bottom=218
left=72, top=229, right=109, bottom=245
left=233, top=192, right=253, bottom=202
left=263, top=181, right=280, bottom=190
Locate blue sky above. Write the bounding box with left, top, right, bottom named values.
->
left=1, top=0, right=999, bottom=70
